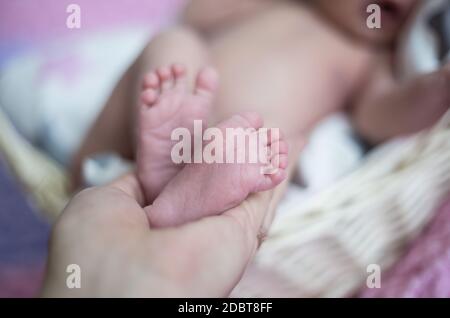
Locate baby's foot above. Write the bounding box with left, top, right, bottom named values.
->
left=146, top=112, right=289, bottom=228
left=137, top=64, right=219, bottom=203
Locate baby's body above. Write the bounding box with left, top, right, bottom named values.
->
left=204, top=3, right=370, bottom=135
left=72, top=0, right=450, bottom=227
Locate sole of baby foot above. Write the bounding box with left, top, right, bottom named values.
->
left=136, top=63, right=219, bottom=204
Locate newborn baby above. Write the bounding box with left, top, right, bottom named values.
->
left=72, top=0, right=450, bottom=227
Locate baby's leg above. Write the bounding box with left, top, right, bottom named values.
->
left=70, top=27, right=211, bottom=188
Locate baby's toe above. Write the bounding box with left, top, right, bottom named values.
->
left=268, top=168, right=287, bottom=186
left=141, top=89, right=159, bottom=107
left=157, top=66, right=174, bottom=92
left=254, top=167, right=287, bottom=192
left=142, top=71, right=160, bottom=90
left=253, top=144, right=288, bottom=192
left=271, top=153, right=289, bottom=170
left=268, top=128, right=285, bottom=145
left=270, top=139, right=289, bottom=156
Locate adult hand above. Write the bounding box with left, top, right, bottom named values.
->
left=41, top=172, right=277, bottom=297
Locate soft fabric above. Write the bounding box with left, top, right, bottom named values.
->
left=360, top=198, right=450, bottom=298
left=0, top=1, right=185, bottom=165
left=0, top=158, right=49, bottom=297
left=299, top=114, right=365, bottom=190
left=0, top=267, right=46, bottom=298
left=0, top=0, right=184, bottom=67
left=0, top=28, right=154, bottom=164
left=397, top=0, right=450, bottom=79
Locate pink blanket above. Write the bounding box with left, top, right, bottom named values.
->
left=0, top=0, right=185, bottom=68
left=0, top=0, right=184, bottom=43
left=360, top=197, right=450, bottom=298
